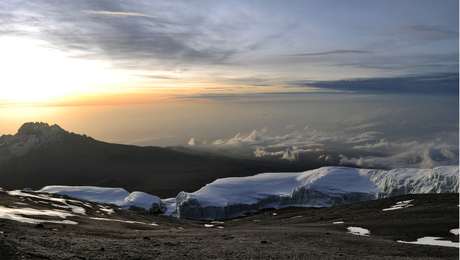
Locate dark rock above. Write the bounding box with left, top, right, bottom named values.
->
left=34, top=224, right=44, bottom=228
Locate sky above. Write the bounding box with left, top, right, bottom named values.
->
left=0, top=0, right=458, bottom=169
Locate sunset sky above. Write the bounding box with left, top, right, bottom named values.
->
left=1, top=0, right=458, bottom=169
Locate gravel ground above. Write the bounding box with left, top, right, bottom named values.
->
left=0, top=190, right=458, bottom=259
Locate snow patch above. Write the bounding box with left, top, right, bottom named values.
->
left=398, top=237, right=459, bottom=248
left=0, top=206, right=77, bottom=225
left=382, top=199, right=414, bottom=211
left=8, top=190, right=86, bottom=215
left=90, top=217, right=158, bottom=226
left=347, top=226, right=370, bottom=236
left=99, top=205, right=114, bottom=214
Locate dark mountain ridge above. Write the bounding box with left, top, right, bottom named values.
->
left=0, top=122, right=307, bottom=198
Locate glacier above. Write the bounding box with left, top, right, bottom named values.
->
left=170, top=166, right=459, bottom=220
left=39, top=166, right=459, bottom=220
left=38, top=186, right=166, bottom=213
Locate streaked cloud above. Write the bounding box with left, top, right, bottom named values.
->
left=350, top=25, right=459, bottom=40
left=281, top=50, right=372, bottom=57
left=80, top=10, right=156, bottom=18
left=345, top=122, right=383, bottom=131
left=287, top=73, right=459, bottom=94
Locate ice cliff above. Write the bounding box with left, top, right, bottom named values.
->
left=171, top=166, right=459, bottom=220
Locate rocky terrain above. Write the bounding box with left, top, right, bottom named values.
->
left=0, top=188, right=458, bottom=259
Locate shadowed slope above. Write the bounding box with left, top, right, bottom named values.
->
left=0, top=123, right=305, bottom=198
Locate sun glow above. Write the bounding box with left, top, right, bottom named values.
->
left=0, top=37, right=126, bottom=104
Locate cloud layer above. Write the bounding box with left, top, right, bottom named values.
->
left=202, top=128, right=459, bottom=168
left=183, top=94, right=458, bottom=169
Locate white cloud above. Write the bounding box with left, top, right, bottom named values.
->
left=254, top=147, right=322, bottom=161
left=254, top=148, right=284, bottom=158
left=441, top=149, right=457, bottom=160
left=345, top=122, right=382, bottom=131
left=188, top=138, right=195, bottom=146
left=210, top=128, right=381, bottom=161
left=196, top=126, right=457, bottom=168
left=341, top=141, right=458, bottom=169
left=353, top=139, right=417, bottom=151
left=318, top=154, right=332, bottom=162
left=344, top=131, right=382, bottom=143
left=212, top=139, right=225, bottom=145
left=419, top=149, right=438, bottom=169
left=212, top=128, right=383, bottom=149
left=220, top=129, right=320, bottom=149
left=339, top=155, right=365, bottom=167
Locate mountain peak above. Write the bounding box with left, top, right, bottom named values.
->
left=1, top=122, right=70, bottom=156
left=17, top=122, right=65, bottom=136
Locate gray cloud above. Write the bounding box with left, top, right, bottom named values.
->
left=287, top=73, right=459, bottom=94
left=345, top=122, right=383, bottom=131
left=280, top=50, right=372, bottom=57
left=135, top=75, right=178, bottom=80
left=0, top=1, right=282, bottom=70
left=340, top=140, right=458, bottom=169
left=173, top=93, right=257, bottom=101
left=333, top=53, right=459, bottom=73
left=350, top=25, right=459, bottom=41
